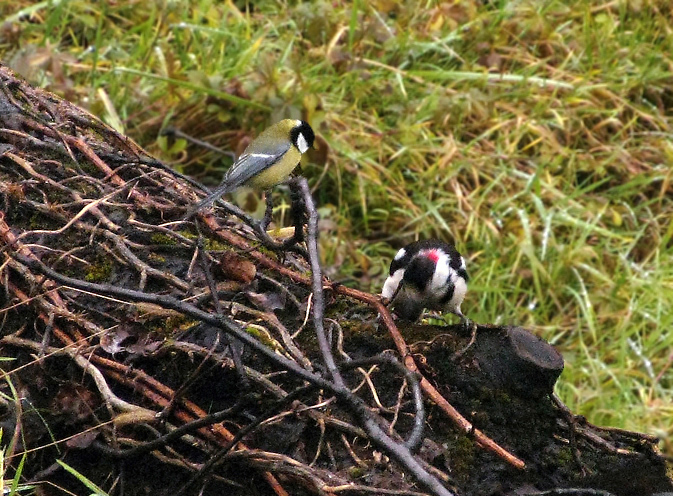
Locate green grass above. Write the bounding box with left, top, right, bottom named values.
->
left=2, top=0, right=672, bottom=451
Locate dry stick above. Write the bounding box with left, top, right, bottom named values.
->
left=291, top=178, right=453, bottom=496
left=0, top=81, right=289, bottom=492
left=5, top=150, right=120, bottom=232
left=2, top=273, right=288, bottom=496
left=200, top=217, right=526, bottom=470
left=156, top=335, right=221, bottom=420
left=340, top=285, right=527, bottom=471
left=193, top=228, right=248, bottom=387
left=228, top=301, right=312, bottom=369
left=97, top=399, right=244, bottom=459
left=169, top=341, right=371, bottom=442
left=4, top=282, right=216, bottom=447
left=70, top=339, right=289, bottom=496
left=172, top=384, right=316, bottom=496
left=2, top=334, right=154, bottom=417
left=9, top=256, right=454, bottom=496
left=222, top=449, right=341, bottom=495
left=340, top=355, right=424, bottom=452
left=516, top=490, right=616, bottom=496
left=291, top=178, right=344, bottom=389
left=324, top=486, right=429, bottom=496
left=551, top=394, right=651, bottom=457
left=552, top=394, right=659, bottom=444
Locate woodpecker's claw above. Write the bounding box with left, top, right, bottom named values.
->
left=453, top=317, right=478, bottom=359
left=460, top=315, right=473, bottom=333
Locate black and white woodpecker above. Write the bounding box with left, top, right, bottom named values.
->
left=381, top=239, right=469, bottom=325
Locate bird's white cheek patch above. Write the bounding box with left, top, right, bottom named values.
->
left=297, top=133, right=309, bottom=154
left=393, top=248, right=406, bottom=261
left=381, top=269, right=405, bottom=299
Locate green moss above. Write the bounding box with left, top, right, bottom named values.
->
left=245, top=326, right=281, bottom=351
left=177, top=230, right=197, bottom=240
left=149, top=315, right=197, bottom=336
left=174, top=230, right=228, bottom=251
left=255, top=244, right=277, bottom=258
left=202, top=238, right=229, bottom=251
left=450, top=434, right=476, bottom=478
left=347, top=466, right=366, bottom=479
left=150, top=233, right=178, bottom=246
left=85, top=257, right=113, bottom=282
left=28, top=212, right=52, bottom=230
left=556, top=446, right=575, bottom=468
left=78, top=159, right=102, bottom=177
left=148, top=252, right=166, bottom=263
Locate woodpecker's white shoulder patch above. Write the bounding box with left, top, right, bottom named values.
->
left=393, top=248, right=406, bottom=261
left=296, top=133, right=309, bottom=154
left=381, top=268, right=405, bottom=300
left=448, top=272, right=468, bottom=313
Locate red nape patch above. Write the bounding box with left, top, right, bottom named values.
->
left=425, top=250, right=440, bottom=263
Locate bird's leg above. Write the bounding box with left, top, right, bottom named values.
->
left=282, top=180, right=307, bottom=247
left=260, top=190, right=274, bottom=231
left=452, top=309, right=478, bottom=359
left=455, top=308, right=472, bottom=333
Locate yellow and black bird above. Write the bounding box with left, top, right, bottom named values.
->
left=184, top=119, right=315, bottom=221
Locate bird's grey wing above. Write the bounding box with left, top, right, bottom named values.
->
left=182, top=141, right=291, bottom=219
left=182, top=181, right=237, bottom=219
left=222, top=140, right=291, bottom=188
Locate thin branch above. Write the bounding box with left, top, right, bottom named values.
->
left=341, top=354, right=425, bottom=452
left=9, top=252, right=455, bottom=496
left=291, top=177, right=344, bottom=389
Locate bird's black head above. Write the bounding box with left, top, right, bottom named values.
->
left=291, top=120, right=315, bottom=154
left=403, top=255, right=437, bottom=292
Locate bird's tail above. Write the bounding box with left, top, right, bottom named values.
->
left=182, top=182, right=234, bottom=220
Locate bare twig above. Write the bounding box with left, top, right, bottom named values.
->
left=341, top=354, right=425, bottom=452
left=290, top=177, right=344, bottom=389
left=9, top=252, right=455, bottom=496
left=2, top=335, right=155, bottom=415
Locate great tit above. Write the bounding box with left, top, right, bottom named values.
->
left=184, top=119, right=315, bottom=219
left=381, top=239, right=469, bottom=324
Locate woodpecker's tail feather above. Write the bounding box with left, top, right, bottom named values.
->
left=182, top=182, right=235, bottom=220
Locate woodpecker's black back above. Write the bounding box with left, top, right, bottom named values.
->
left=403, top=256, right=436, bottom=291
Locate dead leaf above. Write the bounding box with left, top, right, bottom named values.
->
left=100, top=327, right=131, bottom=354
left=220, top=251, right=256, bottom=284
left=245, top=290, right=286, bottom=312
left=52, top=384, right=98, bottom=424
left=66, top=429, right=99, bottom=449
